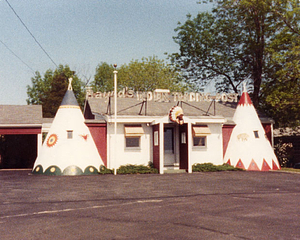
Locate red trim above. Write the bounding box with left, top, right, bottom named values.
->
left=262, top=123, right=272, bottom=145
left=272, top=160, right=280, bottom=170
left=85, top=123, right=106, bottom=127
left=226, top=159, right=231, bottom=165
left=261, top=159, right=271, bottom=171
left=248, top=159, right=260, bottom=171
left=86, top=123, right=107, bottom=166
left=236, top=159, right=245, bottom=169
left=153, top=124, right=160, bottom=172
left=222, top=125, right=235, bottom=157
left=0, top=127, right=41, bottom=135
left=179, top=124, right=188, bottom=171
left=238, top=92, right=253, bottom=106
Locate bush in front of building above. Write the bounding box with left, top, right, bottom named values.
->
left=117, top=164, right=158, bottom=174
left=99, top=165, right=114, bottom=174
left=99, top=163, right=158, bottom=174
left=192, top=163, right=244, bottom=172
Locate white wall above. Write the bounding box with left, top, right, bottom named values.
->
left=108, top=123, right=152, bottom=168
left=190, top=123, right=224, bottom=165
left=108, top=121, right=224, bottom=169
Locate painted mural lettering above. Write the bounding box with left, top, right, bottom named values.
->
left=86, top=87, right=238, bottom=103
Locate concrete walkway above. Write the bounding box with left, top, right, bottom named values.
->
left=0, top=170, right=300, bottom=239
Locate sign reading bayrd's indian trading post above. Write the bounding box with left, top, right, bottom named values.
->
left=86, top=87, right=239, bottom=103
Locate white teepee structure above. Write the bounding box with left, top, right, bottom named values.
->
left=224, top=84, right=280, bottom=171
left=33, top=79, right=104, bottom=175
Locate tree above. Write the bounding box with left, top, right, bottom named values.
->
left=260, top=0, right=300, bottom=127
left=91, top=56, right=186, bottom=92
left=27, top=65, right=85, bottom=118
left=92, top=62, right=115, bottom=92
left=170, top=0, right=299, bottom=107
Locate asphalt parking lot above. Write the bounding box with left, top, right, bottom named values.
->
left=0, top=170, right=300, bottom=240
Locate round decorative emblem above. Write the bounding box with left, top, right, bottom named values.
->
left=47, top=134, right=58, bottom=147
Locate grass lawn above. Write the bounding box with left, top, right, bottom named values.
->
left=279, top=168, right=300, bottom=173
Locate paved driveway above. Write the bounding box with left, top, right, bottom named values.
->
left=0, top=170, right=300, bottom=240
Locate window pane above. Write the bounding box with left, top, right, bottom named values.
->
left=181, top=132, right=186, bottom=144
left=67, top=131, right=73, bottom=139
left=164, top=128, right=174, bottom=152
left=254, top=131, right=259, bottom=138
left=193, top=136, right=206, bottom=146
left=126, top=137, right=140, bottom=148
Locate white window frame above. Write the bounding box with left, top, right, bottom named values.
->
left=193, top=135, right=207, bottom=147
left=192, top=125, right=210, bottom=149
left=124, top=125, right=144, bottom=150
left=125, top=136, right=141, bottom=149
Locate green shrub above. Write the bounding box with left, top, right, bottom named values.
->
left=117, top=164, right=158, bottom=174
left=99, top=165, right=114, bottom=174
left=192, top=163, right=243, bottom=172
left=99, top=163, right=158, bottom=175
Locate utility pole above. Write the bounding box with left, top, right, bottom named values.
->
left=113, top=64, right=118, bottom=175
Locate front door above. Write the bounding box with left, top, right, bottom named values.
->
left=164, top=127, right=176, bottom=166
left=179, top=123, right=188, bottom=170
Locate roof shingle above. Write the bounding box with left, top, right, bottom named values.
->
left=87, top=97, right=237, bottom=118
left=0, top=105, right=42, bottom=125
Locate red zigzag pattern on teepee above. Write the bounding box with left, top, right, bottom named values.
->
left=235, top=159, right=245, bottom=169
left=261, top=159, right=271, bottom=171
left=248, top=159, right=259, bottom=171
left=272, top=160, right=280, bottom=170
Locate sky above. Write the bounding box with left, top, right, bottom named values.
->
left=0, top=0, right=212, bottom=105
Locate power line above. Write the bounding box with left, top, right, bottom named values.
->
left=4, top=0, right=58, bottom=68
left=0, top=39, right=35, bottom=73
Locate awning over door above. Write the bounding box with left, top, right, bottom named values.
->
left=192, top=125, right=211, bottom=136
left=124, top=125, right=144, bottom=137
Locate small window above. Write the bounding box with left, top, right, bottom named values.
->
left=126, top=137, right=140, bottom=148
left=67, top=130, right=73, bottom=139
left=181, top=132, right=186, bottom=144
left=164, top=128, right=174, bottom=153
left=192, top=125, right=209, bottom=147
left=154, top=131, right=158, bottom=146
left=254, top=131, right=259, bottom=138
left=124, top=125, right=143, bottom=149
left=193, top=136, right=206, bottom=147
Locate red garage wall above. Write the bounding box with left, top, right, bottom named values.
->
left=0, top=127, right=41, bottom=135
left=86, top=123, right=107, bottom=166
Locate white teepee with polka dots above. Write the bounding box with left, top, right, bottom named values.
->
left=33, top=79, right=104, bottom=175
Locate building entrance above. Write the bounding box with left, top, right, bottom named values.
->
left=164, top=126, right=177, bottom=166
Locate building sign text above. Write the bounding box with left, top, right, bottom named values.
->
left=86, top=88, right=238, bottom=103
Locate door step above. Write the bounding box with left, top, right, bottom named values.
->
left=164, top=169, right=187, bottom=174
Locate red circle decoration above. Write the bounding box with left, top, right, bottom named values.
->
left=46, top=134, right=58, bottom=147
